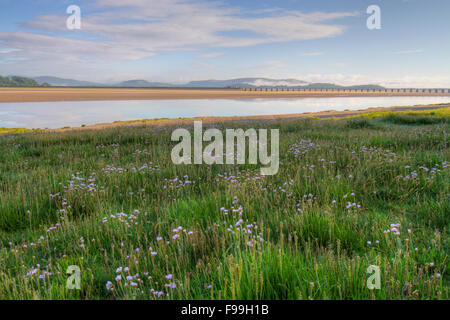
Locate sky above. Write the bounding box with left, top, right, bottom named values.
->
left=0, top=0, right=449, bottom=87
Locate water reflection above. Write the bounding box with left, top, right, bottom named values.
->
left=0, top=96, right=449, bottom=129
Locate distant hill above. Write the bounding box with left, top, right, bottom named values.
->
left=113, top=78, right=311, bottom=88
left=186, top=78, right=309, bottom=88
left=27, top=76, right=386, bottom=90
left=184, top=78, right=384, bottom=90
left=33, top=76, right=101, bottom=87
left=116, top=79, right=174, bottom=87
left=0, top=75, right=50, bottom=87
left=302, top=83, right=385, bottom=90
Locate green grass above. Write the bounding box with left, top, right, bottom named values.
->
left=0, top=110, right=448, bottom=300
left=380, top=113, right=449, bottom=125
left=345, top=118, right=376, bottom=129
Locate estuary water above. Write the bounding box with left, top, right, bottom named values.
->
left=1, top=96, right=449, bottom=129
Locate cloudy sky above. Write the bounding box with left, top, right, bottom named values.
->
left=1, top=0, right=449, bottom=87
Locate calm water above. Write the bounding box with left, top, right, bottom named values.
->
left=1, top=96, right=449, bottom=129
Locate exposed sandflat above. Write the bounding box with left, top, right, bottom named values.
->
left=1, top=87, right=449, bottom=103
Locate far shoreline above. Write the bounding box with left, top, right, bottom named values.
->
left=1, top=87, right=450, bottom=103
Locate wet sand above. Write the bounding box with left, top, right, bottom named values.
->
left=1, top=87, right=450, bottom=103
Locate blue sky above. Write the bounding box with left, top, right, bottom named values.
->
left=0, top=0, right=449, bottom=87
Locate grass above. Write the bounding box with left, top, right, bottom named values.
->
left=0, top=128, right=31, bottom=134
left=0, top=109, right=448, bottom=300
left=345, top=118, right=376, bottom=129
left=344, top=106, right=450, bottom=119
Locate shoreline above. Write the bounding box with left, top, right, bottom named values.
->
left=38, top=103, right=450, bottom=132
left=1, top=87, right=450, bottom=103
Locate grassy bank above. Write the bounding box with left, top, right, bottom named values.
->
left=0, top=110, right=448, bottom=299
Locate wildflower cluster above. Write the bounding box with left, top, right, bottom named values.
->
left=287, top=139, right=319, bottom=158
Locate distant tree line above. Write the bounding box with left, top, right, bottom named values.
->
left=0, top=75, right=50, bottom=87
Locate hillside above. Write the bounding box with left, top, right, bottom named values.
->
left=0, top=75, right=49, bottom=87
left=29, top=76, right=386, bottom=90
left=33, top=76, right=101, bottom=87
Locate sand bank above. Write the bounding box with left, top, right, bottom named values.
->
left=1, top=87, right=450, bottom=103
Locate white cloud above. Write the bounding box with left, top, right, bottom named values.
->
left=198, top=52, right=226, bottom=59
left=380, top=75, right=450, bottom=88
left=0, top=0, right=357, bottom=72
left=245, top=79, right=308, bottom=87
left=300, top=52, right=324, bottom=56
left=0, top=47, right=20, bottom=54
left=297, top=73, right=450, bottom=88
left=0, top=31, right=155, bottom=63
